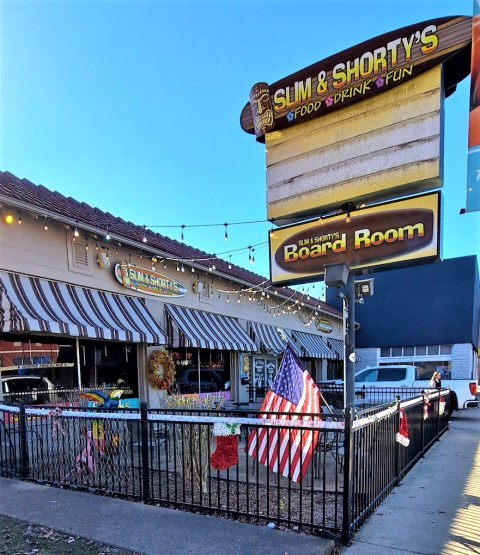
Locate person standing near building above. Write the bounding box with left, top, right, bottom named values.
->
left=429, top=371, right=442, bottom=389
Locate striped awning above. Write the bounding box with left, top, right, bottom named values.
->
left=165, top=304, right=257, bottom=351
left=248, top=322, right=289, bottom=356
left=327, top=338, right=344, bottom=359
left=291, top=331, right=336, bottom=359
left=0, top=271, right=166, bottom=344
left=248, top=322, right=303, bottom=358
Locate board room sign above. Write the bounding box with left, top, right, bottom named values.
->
left=269, top=193, right=441, bottom=285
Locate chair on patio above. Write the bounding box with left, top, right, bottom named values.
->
left=320, top=397, right=345, bottom=470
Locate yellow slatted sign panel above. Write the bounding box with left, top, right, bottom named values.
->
left=266, top=65, right=443, bottom=222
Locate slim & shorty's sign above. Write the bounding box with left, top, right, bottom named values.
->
left=241, top=16, right=471, bottom=140
left=115, top=263, right=187, bottom=298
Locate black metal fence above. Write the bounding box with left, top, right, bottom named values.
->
left=0, top=388, right=450, bottom=544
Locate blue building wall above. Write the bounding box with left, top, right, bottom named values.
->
left=326, top=256, right=480, bottom=350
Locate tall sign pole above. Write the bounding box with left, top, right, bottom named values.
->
left=344, top=271, right=356, bottom=412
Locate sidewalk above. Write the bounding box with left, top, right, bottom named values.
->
left=0, top=477, right=335, bottom=555
left=341, top=407, right=480, bottom=554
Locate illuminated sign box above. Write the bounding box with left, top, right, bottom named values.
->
left=269, top=192, right=441, bottom=286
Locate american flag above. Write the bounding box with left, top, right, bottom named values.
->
left=246, top=344, right=320, bottom=483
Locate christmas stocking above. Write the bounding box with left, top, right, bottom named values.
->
left=396, top=408, right=410, bottom=447
left=423, top=397, right=431, bottom=420
left=210, top=422, right=241, bottom=471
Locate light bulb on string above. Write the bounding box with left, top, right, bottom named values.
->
left=17, top=214, right=22, bottom=225
left=180, top=225, right=185, bottom=242
left=251, top=248, right=255, bottom=264
left=181, top=262, right=185, bottom=272
left=176, top=261, right=180, bottom=272
left=142, top=226, right=148, bottom=243
left=228, top=255, right=232, bottom=270
left=224, top=223, right=229, bottom=241
left=105, top=225, right=111, bottom=241
left=73, top=225, right=80, bottom=239
left=43, top=216, right=48, bottom=231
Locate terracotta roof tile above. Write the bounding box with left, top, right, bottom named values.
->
left=0, top=170, right=340, bottom=316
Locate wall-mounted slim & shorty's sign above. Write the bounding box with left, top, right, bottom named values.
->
left=316, top=319, right=333, bottom=334
left=269, top=193, right=441, bottom=286
left=115, top=263, right=187, bottom=298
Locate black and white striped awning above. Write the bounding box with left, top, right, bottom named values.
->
left=291, top=331, right=336, bottom=359
left=0, top=271, right=166, bottom=344
left=248, top=322, right=303, bottom=357
left=248, top=322, right=287, bottom=356
left=327, top=338, right=344, bottom=359
left=165, top=304, right=257, bottom=351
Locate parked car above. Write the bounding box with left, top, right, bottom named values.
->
left=1, top=375, right=56, bottom=404
left=175, top=369, right=229, bottom=393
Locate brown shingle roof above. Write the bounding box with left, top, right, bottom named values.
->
left=0, top=170, right=341, bottom=317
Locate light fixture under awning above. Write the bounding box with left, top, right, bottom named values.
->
left=0, top=270, right=166, bottom=344
left=291, top=331, right=336, bottom=359
left=165, top=304, right=257, bottom=351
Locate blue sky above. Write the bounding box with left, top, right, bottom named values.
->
left=1, top=0, right=479, bottom=298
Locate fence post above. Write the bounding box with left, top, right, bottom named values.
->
left=436, top=392, right=441, bottom=439
left=140, top=402, right=150, bottom=503
left=421, top=393, right=427, bottom=458
left=341, top=407, right=353, bottom=545
left=18, top=403, right=28, bottom=480
left=394, top=398, right=400, bottom=485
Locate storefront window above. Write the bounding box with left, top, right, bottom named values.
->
left=171, top=349, right=230, bottom=394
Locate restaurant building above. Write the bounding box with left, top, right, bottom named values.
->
left=0, top=171, right=344, bottom=405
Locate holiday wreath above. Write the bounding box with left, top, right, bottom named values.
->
left=147, top=350, right=176, bottom=390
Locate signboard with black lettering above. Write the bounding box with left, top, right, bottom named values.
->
left=269, top=192, right=441, bottom=286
